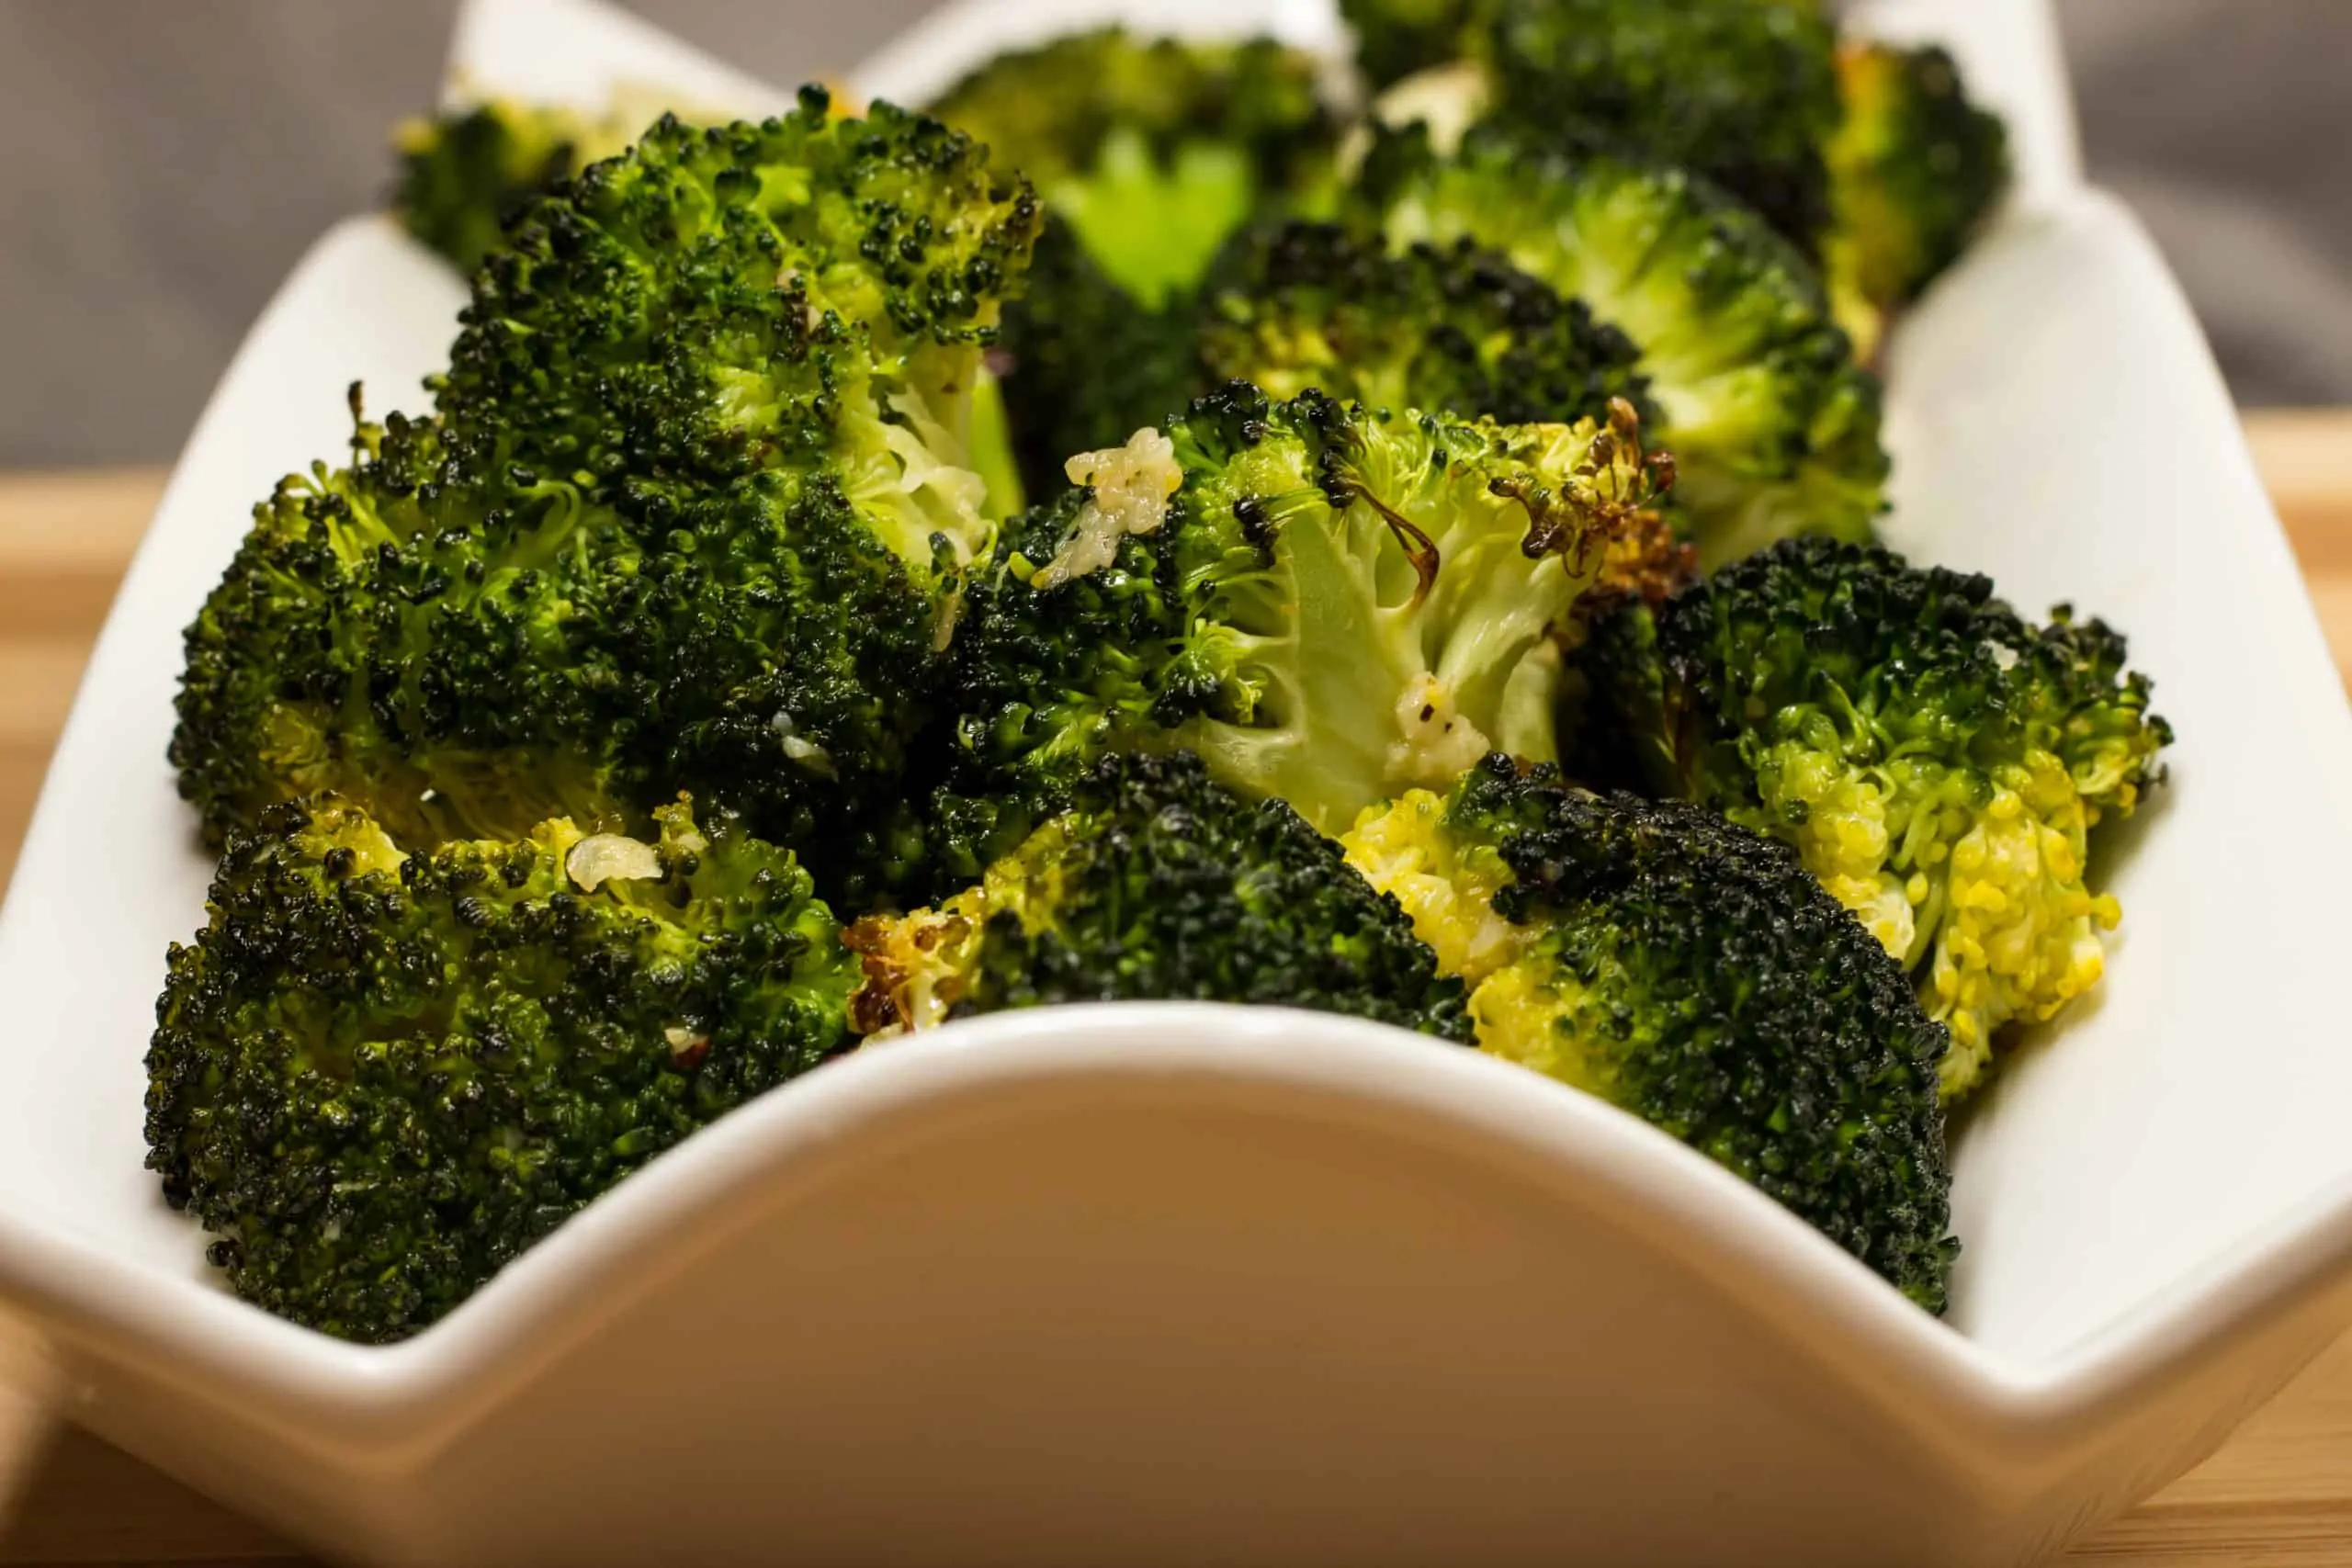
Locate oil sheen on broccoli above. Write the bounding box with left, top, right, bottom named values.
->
left=1826, top=41, right=2011, bottom=356
left=145, top=795, right=857, bottom=1343
left=175, top=94, right=1040, bottom=896
left=944, top=382, right=1667, bottom=860
left=1352, top=123, right=1885, bottom=565
left=1342, top=755, right=1957, bottom=1311
left=1576, top=537, right=2171, bottom=1098
left=847, top=752, right=1470, bottom=1042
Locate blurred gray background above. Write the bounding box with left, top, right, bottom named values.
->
left=0, top=0, right=2346, bottom=468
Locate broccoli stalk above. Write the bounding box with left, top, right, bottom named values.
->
left=1341, top=755, right=1958, bottom=1312
left=1576, top=537, right=2172, bottom=1098
left=145, top=795, right=857, bottom=1343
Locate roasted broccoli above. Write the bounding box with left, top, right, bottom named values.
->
left=847, top=751, right=1470, bottom=1041
left=944, top=383, right=1664, bottom=859
left=1481, top=0, right=1842, bottom=255
left=988, top=215, right=1201, bottom=509
left=929, top=28, right=1336, bottom=497
left=1198, top=223, right=1694, bottom=605
left=928, top=28, right=1336, bottom=309
left=145, top=795, right=857, bottom=1343
left=1341, top=755, right=1957, bottom=1310
left=1197, top=220, right=1656, bottom=434
left=435, top=96, right=1034, bottom=535
left=1826, top=40, right=2011, bottom=356
left=1353, top=123, right=1885, bottom=564
left=1575, top=537, right=2171, bottom=1098
left=176, top=94, right=1040, bottom=900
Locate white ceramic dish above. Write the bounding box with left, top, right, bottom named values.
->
left=0, top=1, right=2346, bottom=1563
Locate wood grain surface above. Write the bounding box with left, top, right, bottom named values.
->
left=0, top=417, right=2346, bottom=1565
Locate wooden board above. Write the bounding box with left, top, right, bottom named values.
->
left=0, top=417, right=2347, bottom=1565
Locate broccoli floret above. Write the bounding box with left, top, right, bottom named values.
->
left=1575, top=537, right=2172, bottom=1098
left=1480, top=0, right=1842, bottom=255
left=1197, top=222, right=1694, bottom=607
left=846, top=752, right=1469, bottom=1041
left=1341, top=755, right=1957, bottom=1311
left=996, top=217, right=1668, bottom=509
left=391, top=92, right=659, bottom=274
left=930, top=29, right=1337, bottom=500
left=928, top=28, right=1337, bottom=308
left=437, top=95, right=1035, bottom=554
left=990, top=216, right=1203, bottom=510
left=1347, top=0, right=1841, bottom=256
left=170, top=408, right=953, bottom=884
left=946, top=383, right=1665, bottom=849
left=1354, top=123, right=1885, bottom=565
left=1198, top=220, right=1657, bottom=434
left=1826, top=41, right=2011, bottom=356
left=145, top=795, right=856, bottom=1343
left=176, top=94, right=1040, bottom=899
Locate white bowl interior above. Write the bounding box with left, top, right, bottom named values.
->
left=0, top=0, right=2345, bottom=1394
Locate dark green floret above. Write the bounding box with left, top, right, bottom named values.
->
left=993, top=216, right=1665, bottom=500
left=944, top=381, right=1661, bottom=853
left=176, top=93, right=1040, bottom=900
left=1574, top=536, right=2171, bottom=1098
left=145, top=795, right=856, bottom=1343
left=1341, top=755, right=1957, bottom=1311
left=171, top=409, right=944, bottom=878
left=845, top=751, right=1470, bottom=1042
left=1351, top=122, right=1885, bottom=563
left=435, top=94, right=1038, bottom=525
